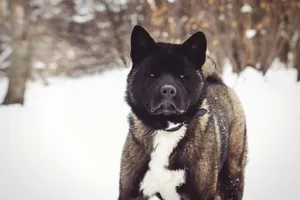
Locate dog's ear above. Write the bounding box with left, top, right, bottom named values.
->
left=130, top=25, right=155, bottom=64
left=182, top=31, right=207, bottom=69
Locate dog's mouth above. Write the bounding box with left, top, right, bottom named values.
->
left=148, top=101, right=185, bottom=116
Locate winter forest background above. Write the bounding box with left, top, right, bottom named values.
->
left=0, top=0, right=300, bottom=200
left=1, top=0, right=300, bottom=103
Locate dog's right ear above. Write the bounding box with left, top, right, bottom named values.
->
left=130, top=25, right=155, bottom=64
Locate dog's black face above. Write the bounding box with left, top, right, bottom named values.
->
left=126, top=25, right=207, bottom=130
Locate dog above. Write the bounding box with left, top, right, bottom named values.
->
left=118, top=25, right=247, bottom=200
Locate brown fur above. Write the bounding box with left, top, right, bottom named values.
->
left=202, top=55, right=222, bottom=82
left=118, top=58, right=247, bottom=200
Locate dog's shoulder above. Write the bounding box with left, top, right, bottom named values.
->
left=126, top=113, right=154, bottom=152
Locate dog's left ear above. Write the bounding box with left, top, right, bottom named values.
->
left=130, top=25, right=155, bottom=64
left=182, top=31, right=207, bottom=69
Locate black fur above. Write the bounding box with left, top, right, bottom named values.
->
left=126, top=25, right=208, bottom=131
left=119, top=25, right=247, bottom=200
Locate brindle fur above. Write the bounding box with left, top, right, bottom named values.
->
left=118, top=45, right=247, bottom=200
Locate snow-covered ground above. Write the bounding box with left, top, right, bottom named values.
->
left=0, top=63, right=299, bottom=200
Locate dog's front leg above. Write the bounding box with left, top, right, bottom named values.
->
left=118, top=134, right=150, bottom=200
left=192, top=152, right=219, bottom=200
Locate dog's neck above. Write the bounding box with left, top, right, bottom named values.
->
left=163, top=108, right=207, bottom=132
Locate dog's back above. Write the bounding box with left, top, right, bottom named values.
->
left=202, top=55, right=223, bottom=82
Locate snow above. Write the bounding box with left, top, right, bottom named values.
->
left=0, top=63, right=300, bottom=200
left=146, top=0, right=155, bottom=9
left=223, top=61, right=300, bottom=199
left=72, top=0, right=95, bottom=23
left=218, top=14, right=225, bottom=21
left=246, top=29, right=256, bottom=38
left=72, top=14, right=95, bottom=23
left=33, top=61, right=46, bottom=69
left=241, top=3, right=253, bottom=13
left=95, top=3, right=106, bottom=12
left=97, top=21, right=111, bottom=29
left=260, top=29, right=267, bottom=35
left=0, top=68, right=130, bottom=200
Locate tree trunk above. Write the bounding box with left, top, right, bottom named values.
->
left=294, top=37, right=300, bottom=81
left=2, top=0, right=31, bottom=105
left=0, top=0, right=8, bottom=18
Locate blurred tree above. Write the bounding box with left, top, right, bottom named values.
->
left=294, top=23, right=300, bottom=81
left=149, top=0, right=300, bottom=77
left=0, top=0, right=11, bottom=74
left=2, top=0, right=32, bottom=105
left=1, top=0, right=299, bottom=82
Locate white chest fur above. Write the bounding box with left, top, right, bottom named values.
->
left=140, top=125, right=187, bottom=200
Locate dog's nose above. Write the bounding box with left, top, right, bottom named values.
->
left=160, top=85, right=177, bottom=98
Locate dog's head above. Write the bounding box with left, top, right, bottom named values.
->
left=126, top=25, right=207, bottom=130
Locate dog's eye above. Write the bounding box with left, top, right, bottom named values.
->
left=146, top=72, right=156, bottom=77
left=180, top=74, right=188, bottom=79
left=179, top=73, right=188, bottom=80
